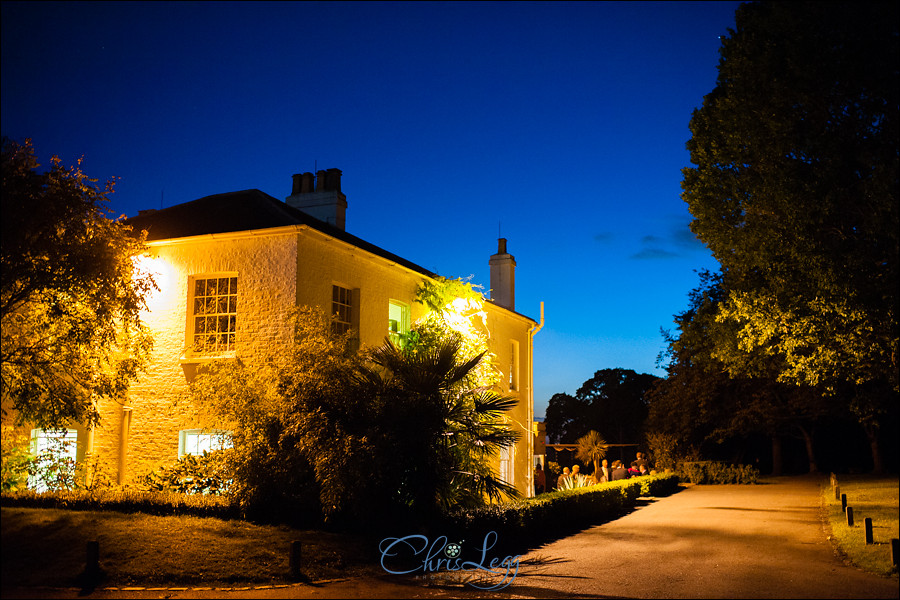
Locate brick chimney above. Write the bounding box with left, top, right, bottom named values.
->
left=286, top=168, right=347, bottom=230
left=489, top=238, right=516, bottom=310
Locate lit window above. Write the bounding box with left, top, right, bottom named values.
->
left=388, top=300, right=410, bottom=345
left=190, top=275, right=237, bottom=354
left=332, top=285, right=352, bottom=335
left=509, top=340, right=520, bottom=391
left=178, top=429, right=233, bottom=459
left=29, top=429, right=78, bottom=492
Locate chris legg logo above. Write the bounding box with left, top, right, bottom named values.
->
left=379, top=531, right=520, bottom=590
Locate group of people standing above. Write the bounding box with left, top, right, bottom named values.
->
left=600, top=452, right=651, bottom=482
left=534, top=452, right=652, bottom=494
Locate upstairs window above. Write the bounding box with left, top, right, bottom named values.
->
left=509, top=340, right=520, bottom=391
left=190, top=275, right=237, bottom=354
left=332, top=285, right=352, bottom=336
left=388, top=300, right=410, bottom=345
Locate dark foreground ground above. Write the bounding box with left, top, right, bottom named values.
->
left=2, top=475, right=898, bottom=599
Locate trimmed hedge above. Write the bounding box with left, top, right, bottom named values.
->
left=2, top=472, right=683, bottom=545
left=678, top=461, right=760, bottom=484
left=437, top=473, right=680, bottom=553
left=0, top=488, right=240, bottom=520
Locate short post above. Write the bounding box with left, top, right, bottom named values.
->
left=864, top=518, right=874, bottom=545
left=289, top=540, right=302, bottom=581
left=86, top=540, right=99, bottom=582
left=841, top=493, right=847, bottom=512
left=846, top=506, right=854, bottom=526
left=891, top=539, right=898, bottom=567
left=834, top=485, right=840, bottom=501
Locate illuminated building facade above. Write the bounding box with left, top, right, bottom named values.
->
left=22, top=169, right=541, bottom=498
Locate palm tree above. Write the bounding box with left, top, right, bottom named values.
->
left=358, top=335, right=521, bottom=520
left=575, top=430, right=609, bottom=477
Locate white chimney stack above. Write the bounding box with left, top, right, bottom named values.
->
left=489, top=238, right=516, bottom=310
left=286, top=168, right=347, bottom=230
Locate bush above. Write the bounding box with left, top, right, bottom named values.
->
left=678, top=461, right=759, bottom=484
left=142, top=450, right=233, bottom=495
left=0, top=488, right=239, bottom=519
left=1, top=426, right=32, bottom=492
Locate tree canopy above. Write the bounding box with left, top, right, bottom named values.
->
left=674, top=1, right=898, bottom=472
left=545, top=368, right=659, bottom=446
left=1, top=138, right=154, bottom=429
left=683, top=1, right=898, bottom=393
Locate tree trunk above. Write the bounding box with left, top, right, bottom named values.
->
left=864, top=422, right=883, bottom=474
left=797, top=424, right=818, bottom=474
left=770, top=435, right=783, bottom=476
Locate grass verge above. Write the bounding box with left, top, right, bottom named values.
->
left=0, top=507, right=382, bottom=588
left=822, top=474, right=899, bottom=578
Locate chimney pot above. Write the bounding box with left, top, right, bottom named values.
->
left=286, top=168, right=348, bottom=231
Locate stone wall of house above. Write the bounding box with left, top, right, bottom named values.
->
left=484, top=303, right=537, bottom=497
left=93, top=231, right=299, bottom=484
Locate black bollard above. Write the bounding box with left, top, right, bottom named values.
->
left=86, top=540, right=100, bottom=583
left=289, top=540, right=302, bottom=581
left=834, top=485, right=840, bottom=501
left=846, top=506, right=854, bottom=526
left=841, top=493, right=847, bottom=512
left=892, top=539, right=898, bottom=567
left=864, top=518, right=874, bottom=545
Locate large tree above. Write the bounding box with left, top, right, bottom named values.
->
left=545, top=368, right=659, bottom=448
left=1, top=138, right=154, bottom=429
left=682, top=2, right=898, bottom=471
left=648, top=271, right=837, bottom=474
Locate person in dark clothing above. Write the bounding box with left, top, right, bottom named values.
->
left=611, top=460, right=629, bottom=481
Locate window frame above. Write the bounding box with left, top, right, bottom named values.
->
left=509, top=339, right=520, bottom=392
left=388, top=299, right=410, bottom=345
left=186, top=273, right=238, bottom=357
left=178, top=429, right=233, bottom=459
left=28, top=428, right=79, bottom=492
left=331, top=284, right=353, bottom=336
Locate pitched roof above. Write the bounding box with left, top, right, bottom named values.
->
left=125, top=189, right=436, bottom=278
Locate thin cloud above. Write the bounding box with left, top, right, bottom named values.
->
left=630, top=215, right=709, bottom=259
left=631, top=247, right=680, bottom=260
left=594, top=232, right=615, bottom=243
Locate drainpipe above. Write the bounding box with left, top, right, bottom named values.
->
left=117, top=406, right=132, bottom=485
left=84, top=425, right=95, bottom=488
left=526, top=302, right=545, bottom=497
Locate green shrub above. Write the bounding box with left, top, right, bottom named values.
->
left=142, top=450, right=233, bottom=495
left=1, top=426, right=33, bottom=492
left=678, top=461, right=759, bottom=484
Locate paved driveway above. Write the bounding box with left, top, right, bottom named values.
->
left=3, top=476, right=897, bottom=599
left=507, top=475, right=898, bottom=599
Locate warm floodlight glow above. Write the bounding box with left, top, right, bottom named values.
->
left=414, top=281, right=499, bottom=388
left=132, top=253, right=174, bottom=314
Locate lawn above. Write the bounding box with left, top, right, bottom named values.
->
left=3, top=475, right=896, bottom=590
left=822, top=474, right=899, bottom=578
left=0, top=507, right=382, bottom=588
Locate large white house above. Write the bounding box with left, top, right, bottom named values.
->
left=21, top=168, right=543, bottom=498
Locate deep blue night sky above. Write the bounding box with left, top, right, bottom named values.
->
left=2, top=1, right=741, bottom=418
